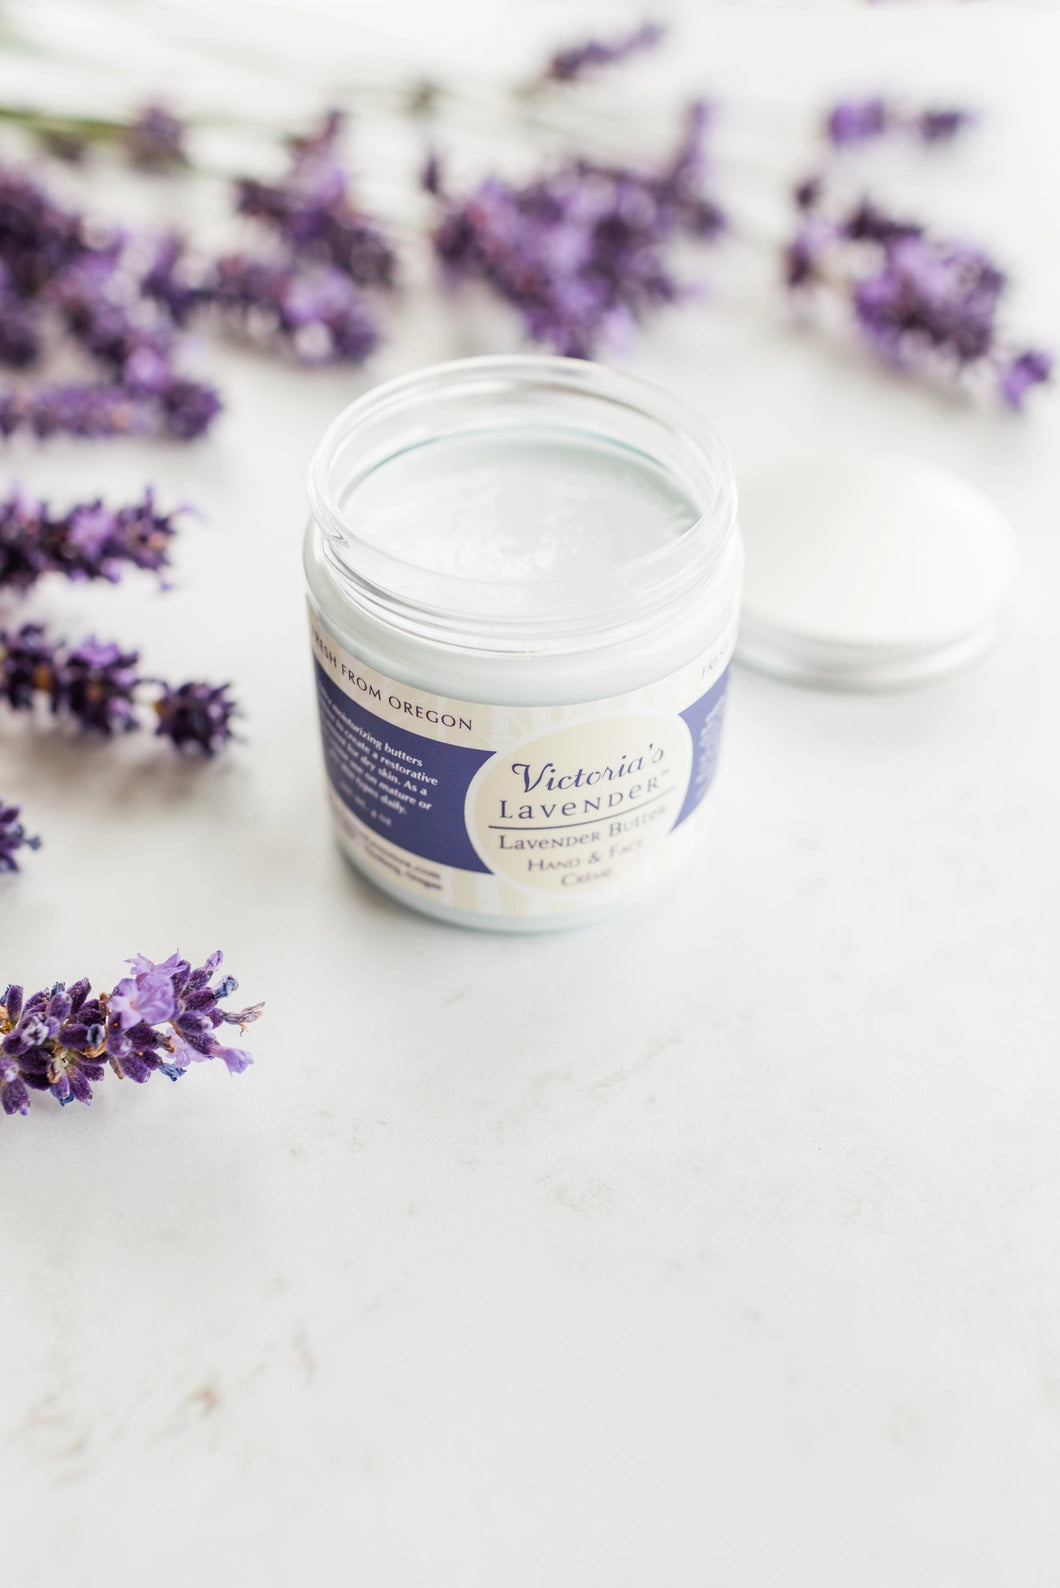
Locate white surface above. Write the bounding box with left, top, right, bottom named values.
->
left=2, top=4, right=1060, bottom=1587
left=739, top=451, right=1014, bottom=646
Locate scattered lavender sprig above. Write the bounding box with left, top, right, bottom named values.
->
left=0, top=622, right=239, bottom=751
left=785, top=186, right=1051, bottom=407
left=122, top=104, right=187, bottom=171
left=235, top=109, right=396, bottom=287
left=826, top=97, right=978, bottom=148
left=0, top=488, right=182, bottom=593
left=0, top=950, right=261, bottom=1114
left=0, top=101, right=188, bottom=169
left=0, top=164, right=220, bottom=439
left=141, top=113, right=392, bottom=366
left=427, top=99, right=725, bottom=358
left=544, top=22, right=665, bottom=84
left=0, top=798, right=39, bottom=871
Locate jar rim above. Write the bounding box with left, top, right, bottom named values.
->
left=308, top=354, right=737, bottom=654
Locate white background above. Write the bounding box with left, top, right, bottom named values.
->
left=2, top=3, right=1059, bottom=1584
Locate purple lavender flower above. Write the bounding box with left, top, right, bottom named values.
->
left=999, top=348, right=1052, bottom=408
left=0, top=162, right=220, bottom=443
left=234, top=111, right=397, bottom=288
left=782, top=182, right=1050, bottom=405
left=0, top=800, right=40, bottom=872
left=916, top=108, right=978, bottom=144
left=852, top=234, right=1005, bottom=367
left=826, top=98, right=888, bottom=147
left=141, top=233, right=206, bottom=326
left=824, top=97, right=977, bottom=150
left=57, top=636, right=141, bottom=734
left=129, top=950, right=262, bottom=1077
left=784, top=217, right=838, bottom=291
left=793, top=173, right=823, bottom=214
left=205, top=254, right=379, bottom=363
left=0, top=621, right=241, bottom=750
left=123, top=105, right=187, bottom=171
left=546, top=22, right=665, bottom=83
left=0, top=262, right=41, bottom=368
left=0, top=379, right=219, bottom=441
left=1, top=951, right=261, bottom=1113
left=0, top=166, right=91, bottom=296
left=158, top=377, right=223, bottom=440
left=0, top=488, right=182, bottom=592
left=153, top=680, right=238, bottom=755
left=111, top=951, right=181, bottom=1029
left=430, top=100, right=724, bottom=357
left=0, top=622, right=57, bottom=709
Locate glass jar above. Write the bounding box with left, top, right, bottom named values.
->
left=304, top=354, right=741, bottom=931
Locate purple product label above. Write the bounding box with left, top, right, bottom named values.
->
left=314, top=657, right=730, bottom=877
left=315, top=662, right=493, bottom=871
left=675, top=668, right=730, bottom=829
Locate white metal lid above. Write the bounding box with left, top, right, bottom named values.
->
left=735, top=451, right=1015, bottom=688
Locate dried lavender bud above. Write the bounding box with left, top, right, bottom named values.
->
left=793, top=173, right=823, bottom=213
left=0, top=262, right=41, bottom=368
left=0, top=162, right=219, bottom=442
left=824, top=97, right=977, bottom=149
left=0, top=622, right=57, bottom=709
left=783, top=185, right=1050, bottom=406
left=420, top=150, right=444, bottom=198
left=0, top=166, right=92, bottom=296
left=0, top=800, right=40, bottom=872
left=48, top=251, right=175, bottom=386
left=156, top=376, right=222, bottom=439
left=140, top=233, right=206, bottom=326
left=916, top=108, right=978, bottom=144
left=852, top=234, right=1005, bottom=366
left=0, top=377, right=220, bottom=441
left=430, top=100, right=724, bottom=357
left=545, top=22, right=665, bottom=83
left=204, top=253, right=379, bottom=364
left=0, top=621, right=240, bottom=749
left=57, top=636, right=140, bottom=735
left=999, top=348, right=1052, bottom=409
left=153, top=680, right=239, bottom=755
left=0, top=488, right=182, bottom=593
left=234, top=111, right=397, bottom=287
left=123, top=104, right=187, bottom=171
left=1, top=951, right=261, bottom=1114
left=826, top=98, right=888, bottom=147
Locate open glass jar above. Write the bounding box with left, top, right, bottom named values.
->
left=305, top=354, right=741, bottom=931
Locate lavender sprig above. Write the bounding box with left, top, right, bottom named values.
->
left=122, top=105, right=187, bottom=172
left=0, top=377, right=221, bottom=440
left=0, top=799, right=40, bottom=872
left=234, top=109, right=396, bottom=288
left=825, top=97, right=978, bottom=148
left=153, top=680, right=240, bottom=755
left=428, top=99, right=724, bottom=358
left=0, top=164, right=221, bottom=439
left=0, top=950, right=261, bottom=1114
left=0, top=622, right=239, bottom=751
left=544, top=22, right=665, bottom=84
left=0, top=488, right=182, bottom=593
left=141, top=112, right=392, bottom=366
left=785, top=187, right=1051, bottom=408
left=145, top=241, right=380, bottom=365
left=0, top=102, right=188, bottom=169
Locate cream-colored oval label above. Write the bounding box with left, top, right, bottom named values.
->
left=464, top=713, right=693, bottom=896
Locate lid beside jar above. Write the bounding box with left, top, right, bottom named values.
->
left=736, top=451, right=1015, bottom=689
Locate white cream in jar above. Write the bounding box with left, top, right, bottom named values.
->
left=304, top=355, right=742, bottom=931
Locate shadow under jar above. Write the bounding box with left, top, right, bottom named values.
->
left=305, top=355, right=742, bottom=931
